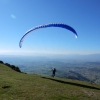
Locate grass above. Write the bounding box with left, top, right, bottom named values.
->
left=0, top=63, right=100, bottom=100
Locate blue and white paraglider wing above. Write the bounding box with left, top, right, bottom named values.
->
left=19, top=23, right=78, bottom=48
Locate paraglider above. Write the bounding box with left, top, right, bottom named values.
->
left=51, top=68, right=56, bottom=77
left=19, top=23, right=78, bottom=48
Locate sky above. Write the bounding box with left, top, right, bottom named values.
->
left=0, top=0, right=100, bottom=56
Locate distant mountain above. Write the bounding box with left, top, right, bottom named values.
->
left=1, top=53, right=100, bottom=62
left=56, top=54, right=100, bottom=61
left=73, top=54, right=100, bottom=61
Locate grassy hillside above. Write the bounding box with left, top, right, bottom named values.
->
left=0, top=63, right=100, bottom=100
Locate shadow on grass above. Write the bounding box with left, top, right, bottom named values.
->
left=41, top=77, right=100, bottom=90
left=2, top=85, right=11, bottom=89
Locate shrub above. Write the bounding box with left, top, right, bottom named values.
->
left=0, top=60, right=4, bottom=64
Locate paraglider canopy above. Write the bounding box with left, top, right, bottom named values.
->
left=19, top=23, right=78, bottom=48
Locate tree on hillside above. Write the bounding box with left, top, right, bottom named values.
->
left=14, top=66, right=21, bottom=72
left=5, top=63, right=11, bottom=67
left=5, top=63, right=21, bottom=73
left=0, top=60, right=4, bottom=64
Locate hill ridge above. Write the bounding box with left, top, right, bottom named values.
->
left=0, top=62, right=100, bottom=100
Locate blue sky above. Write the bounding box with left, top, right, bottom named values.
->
left=0, top=0, right=100, bottom=55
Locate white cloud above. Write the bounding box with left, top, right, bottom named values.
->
left=11, top=14, right=16, bottom=19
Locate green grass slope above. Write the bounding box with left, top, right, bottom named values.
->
left=0, top=63, right=100, bottom=100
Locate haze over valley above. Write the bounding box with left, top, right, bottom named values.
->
left=1, top=54, right=100, bottom=83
